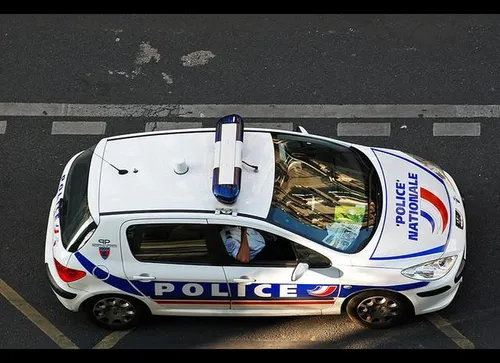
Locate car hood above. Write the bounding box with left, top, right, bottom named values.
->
left=368, top=147, right=452, bottom=261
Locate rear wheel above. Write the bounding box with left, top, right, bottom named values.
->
left=85, top=294, right=147, bottom=330
left=346, top=290, right=414, bottom=329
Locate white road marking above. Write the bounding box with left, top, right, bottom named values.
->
left=0, top=120, right=6, bottom=134
left=135, top=41, right=160, bottom=65
left=51, top=121, right=107, bottom=135
left=161, top=73, right=173, bottom=84
left=144, top=121, right=293, bottom=132
left=145, top=121, right=202, bottom=131
left=433, top=122, right=481, bottom=136
left=337, top=122, right=391, bottom=136
left=0, top=103, right=498, bottom=118
left=181, top=51, right=215, bottom=67
left=246, top=122, right=294, bottom=131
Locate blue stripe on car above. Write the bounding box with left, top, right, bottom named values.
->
left=338, top=281, right=429, bottom=298
left=74, top=252, right=428, bottom=302
left=74, top=252, right=142, bottom=296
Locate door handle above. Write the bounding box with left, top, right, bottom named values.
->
left=233, top=276, right=256, bottom=284
left=131, top=274, right=156, bottom=281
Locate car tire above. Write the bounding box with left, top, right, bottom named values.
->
left=84, top=294, right=147, bottom=330
left=345, top=290, right=414, bottom=329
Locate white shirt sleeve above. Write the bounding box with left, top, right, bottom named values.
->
left=220, top=226, right=266, bottom=261
left=220, top=226, right=241, bottom=259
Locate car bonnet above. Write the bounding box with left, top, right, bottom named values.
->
left=367, top=147, right=452, bottom=262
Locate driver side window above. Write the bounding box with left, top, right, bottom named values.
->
left=292, top=242, right=331, bottom=268
left=235, top=228, right=331, bottom=268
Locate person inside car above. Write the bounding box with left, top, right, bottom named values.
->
left=219, top=225, right=266, bottom=263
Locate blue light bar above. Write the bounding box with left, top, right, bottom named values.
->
left=212, top=114, right=244, bottom=204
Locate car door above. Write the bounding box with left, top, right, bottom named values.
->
left=208, top=221, right=341, bottom=315
left=120, top=218, right=231, bottom=314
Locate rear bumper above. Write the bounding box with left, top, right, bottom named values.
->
left=44, top=197, right=84, bottom=312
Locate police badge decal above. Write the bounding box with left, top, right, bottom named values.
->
left=92, top=239, right=117, bottom=260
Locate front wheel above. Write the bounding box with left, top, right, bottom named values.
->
left=85, top=294, right=147, bottom=330
left=345, top=290, right=414, bottom=329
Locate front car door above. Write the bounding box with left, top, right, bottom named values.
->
left=120, top=218, right=231, bottom=314
left=207, top=221, right=341, bottom=315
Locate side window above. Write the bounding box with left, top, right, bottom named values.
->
left=251, top=229, right=297, bottom=265
left=256, top=230, right=331, bottom=268
left=126, top=224, right=210, bottom=264
left=292, top=242, right=331, bottom=268
left=214, top=225, right=332, bottom=268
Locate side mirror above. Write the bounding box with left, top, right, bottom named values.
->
left=296, top=126, right=309, bottom=134
left=291, top=262, right=309, bottom=281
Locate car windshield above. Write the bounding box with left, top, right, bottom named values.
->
left=266, top=133, right=381, bottom=254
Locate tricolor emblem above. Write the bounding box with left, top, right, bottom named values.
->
left=99, top=246, right=110, bottom=260
left=420, top=187, right=449, bottom=234
left=307, top=285, right=337, bottom=297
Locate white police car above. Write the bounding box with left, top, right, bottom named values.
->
left=44, top=114, right=466, bottom=331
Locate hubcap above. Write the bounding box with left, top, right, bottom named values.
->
left=92, top=297, right=136, bottom=327
left=356, top=296, right=400, bottom=325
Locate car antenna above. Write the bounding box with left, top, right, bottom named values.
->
left=93, top=153, right=129, bottom=175
left=242, top=160, right=259, bottom=172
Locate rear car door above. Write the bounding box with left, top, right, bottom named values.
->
left=120, top=219, right=230, bottom=313
left=208, top=222, right=341, bottom=315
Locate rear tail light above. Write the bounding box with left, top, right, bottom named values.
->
left=54, top=258, right=86, bottom=282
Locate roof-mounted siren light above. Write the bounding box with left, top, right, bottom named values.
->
left=212, top=114, right=244, bottom=205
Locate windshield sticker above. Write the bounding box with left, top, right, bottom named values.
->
left=333, top=205, right=365, bottom=224
left=322, top=222, right=361, bottom=249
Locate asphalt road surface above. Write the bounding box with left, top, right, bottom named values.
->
left=0, top=14, right=499, bottom=349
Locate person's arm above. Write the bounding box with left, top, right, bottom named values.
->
left=235, top=227, right=250, bottom=263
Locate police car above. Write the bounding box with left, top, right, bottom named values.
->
left=44, top=114, right=466, bottom=331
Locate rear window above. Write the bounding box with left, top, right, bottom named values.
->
left=59, top=147, right=94, bottom=248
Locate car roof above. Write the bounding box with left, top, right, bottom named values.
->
left=91, top=128, right=276, bottom=218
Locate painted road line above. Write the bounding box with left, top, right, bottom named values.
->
left=145, top=121, right=202, bottom=131
left=51, top=121, right=107, bottom=135
left=433, top=122, right=481, bottom=136
left=0, top=279, right=79, bottom=349
left=145, top=122, right=293, bottom=132
left=0, top=120, right=6, bottom=134
left=426, top=313, right=475, bottom=349
left=337, top=122, right=391, bottom=136
left=1, top=103, right=500, bottom=118
left=246, top=122, right=294, bottom=131
left=92, top=328, right=136, bottom=349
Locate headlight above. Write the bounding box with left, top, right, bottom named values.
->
left=401, top=255, right=458, bottom=281
left=406, top=153, right=448, bottom=181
